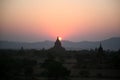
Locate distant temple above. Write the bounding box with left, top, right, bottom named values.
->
left=98, top=42, right=103, bottom=53
left=49, top=36, right=65, bottom=52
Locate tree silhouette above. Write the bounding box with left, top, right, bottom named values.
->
left=41, top=55, right=70, bottom=80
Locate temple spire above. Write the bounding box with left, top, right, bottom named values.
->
left=98, top=42, right=103, bottom=52
left=49, top=36, right=65, bottom=52
left=54, top=36, right=61, bottom=47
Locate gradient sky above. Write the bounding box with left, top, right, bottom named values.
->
left=0, top=0, right=120, bottom=42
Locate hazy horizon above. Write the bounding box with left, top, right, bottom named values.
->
left=1, top=0, right=120, bottom=42
left=0, top=36, right=120, bottom=43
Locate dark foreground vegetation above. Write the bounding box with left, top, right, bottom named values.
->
left=0, top=48, right=120, bottom=80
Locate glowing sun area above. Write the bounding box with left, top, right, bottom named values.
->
left=58, top=37, right=62, bottom=41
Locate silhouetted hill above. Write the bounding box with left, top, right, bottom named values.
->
left=0, top=37, right=120, bottom=50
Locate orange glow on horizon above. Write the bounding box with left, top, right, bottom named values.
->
left=1, top=0, right=120, bottom=41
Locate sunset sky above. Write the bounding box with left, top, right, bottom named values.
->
left=1, top=0, right=120, bottom=42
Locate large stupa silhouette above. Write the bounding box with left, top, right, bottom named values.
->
left=49, top=36, right=65, bottom=52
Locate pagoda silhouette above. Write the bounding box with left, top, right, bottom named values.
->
left=49, top=36, right=65, bottom=53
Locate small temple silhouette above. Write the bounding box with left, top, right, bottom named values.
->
left=49, top=36, right=65, bottom=52
left=98, top=42, right=103, bottom=53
